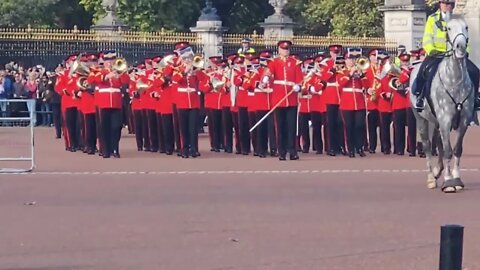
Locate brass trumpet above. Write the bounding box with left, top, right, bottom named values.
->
left=355, top=56, right=370, bottom=72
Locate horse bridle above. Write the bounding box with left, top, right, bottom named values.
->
left=445, top=32, right=469, bottom=58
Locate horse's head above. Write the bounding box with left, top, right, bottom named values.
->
left=446, top=15, right=469, bottom=59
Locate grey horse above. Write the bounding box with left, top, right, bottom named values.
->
left=409, top=14, right=476, bottom=193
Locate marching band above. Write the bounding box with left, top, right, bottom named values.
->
left=53, top=40, right=430, bottom=161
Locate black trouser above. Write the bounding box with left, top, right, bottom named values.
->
left=255, top=110, right=269, bottom=156
left=84, top=113, right=97, bottom=152
left=95, top=107, right=103, bottom=155
left=249, top=111, right=258, bottom=154
left=177, top=108, right=199, bottom=155
left=147, top=109, right=158, bottom=152
left=172, top=104, right=181, bottom=152
left=141, top=109, right=151, bottom=150
left=133, top=110, right=144, bottom=150
left=51, top=103, right=62, bottom=138
left=341, top=110, right=366, bottom=153
left=467, top=59, right=480, bottom=97
left=156, top=112, right=166, bottom=153
left=231, top=111, right=241, bottom=153
left=78, top=111, right=85, bottom=150
left=365, top=110, right=379, bottom=152
left=100, top=108, right=122, bottom=156
left=222, top=107, right=233, bottom=152
left=326, top=104, right=344, bottom=153
left=311, top=112, right=325, bottom=153
left=274, top=106, right=298, bottom=157
left=161, top=113, right=174, bottom=154
left=414, top=56, right=443, bottom=97
left=415, top=56, right=480, bottom=98
left=379, top=112, right=392, bottom=153
left=268, top=113, right=277, bottom=152
left=298, top=112, right=311, bottom=152
left=393, top=109, right=407, bottom=154
left=64, top=107, right=78, bottom=149
left=207, top=109, right=223, bottom=150
left=406, top=108, right=417, bottom=155
left=238, top=107, right=250, bottom=154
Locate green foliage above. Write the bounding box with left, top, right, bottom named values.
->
left=1, top=0, right=391, bottom=36
left=0, top=0, right=92, bottom=28
left=303, top=0, right=384, bottom=37
left=0, top=0, right=59, bottom=27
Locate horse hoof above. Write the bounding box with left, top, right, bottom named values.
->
left=442, top=186, right=457, bottom=193
left=455, top=186, right=464, bottom=191
left=427, top=174, right=437, bottom=189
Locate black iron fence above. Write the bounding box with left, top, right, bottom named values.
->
left=0, top=26, right=398, bottom=70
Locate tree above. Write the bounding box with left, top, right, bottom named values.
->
left=302, top=0, right=384, bottom=37
left=0, top=0, right=92, bottom=28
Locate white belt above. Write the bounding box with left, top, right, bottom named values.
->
left=178, top=87, right=196, bottom=93
left=98, top=88, right=121, bottom=93
left=342, top=88, right=363, bottom=93
left=254, top=88, right=273, bottom=93
left=247, top=92, right=255, bottom=96
left=273, top=80, right=295, bottom=86
left=300, top=95, right=312, bottom=99
left=326, top=83, right=338, bottom=87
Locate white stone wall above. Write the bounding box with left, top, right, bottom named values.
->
left=384, top=10, right=426, bottom=51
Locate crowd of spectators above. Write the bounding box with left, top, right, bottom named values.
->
left=0, top=62, right=61, bottom=126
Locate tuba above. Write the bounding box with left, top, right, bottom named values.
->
left=112, top=58, right=128, bottom=74
left=211, top=77, right=225, bottom=92
left=69, top=57, right=90, bottom=77
left=380, top=60, right=401, bottom=78
left=192, top=54, right=204, bottom=69
left=159, top=54, right=175, bottom=69
left=76, top=76, right=91, bottom=91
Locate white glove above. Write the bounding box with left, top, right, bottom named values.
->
left=309, top=86, right=316, bottom=94
left=262, top=76, right=270, bottom=84
left=293, top=84, right=301, bottom=93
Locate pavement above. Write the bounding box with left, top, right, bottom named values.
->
left=1, top=127, right=480, bottom=270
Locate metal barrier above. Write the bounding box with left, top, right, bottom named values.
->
left=0, top=99, right=35, bottom=173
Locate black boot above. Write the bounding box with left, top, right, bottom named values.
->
left=415, top=97, right=425, bottom=111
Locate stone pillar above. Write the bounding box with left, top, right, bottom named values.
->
left=457, top=0, right=480, bottom=66
left=259, top=0, right=296, bottom=40
left=379, top=0, right=427, bottom=51
left=190, top=0, right=227, bottom=63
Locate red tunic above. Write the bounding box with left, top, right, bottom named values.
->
left=169, top=64, right=208, bottom=109
left=265, top=56, right=303, bottom=107
left=391, top=66, right=413, bottom=110
left=363, top=65, right=381, bottom=110
left=377, top=75, right=394, bottom=113
left=337, top=69, right=368, bottom=111
left=245, top=67, right=272, bottom=111
left=320, top=60, right=341, bottom=105
left=89, top=69, right=130, bottom=109
left=307, top=73, right=327, bottom=113
left=128, top=77, right=143, bottom=111
left=204, top=71, right=225, bottom=110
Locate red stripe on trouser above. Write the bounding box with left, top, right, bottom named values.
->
left=62, top=110, right=70, bottom=148
left=340, top=110, right=350, bottom=153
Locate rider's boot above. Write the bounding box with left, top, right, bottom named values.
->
left=413, top=79, right=425, bottom=111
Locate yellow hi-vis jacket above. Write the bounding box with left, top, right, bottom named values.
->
left=422, top=10, right=470, bottom=56
left=237, top=47, right=255, bottom=57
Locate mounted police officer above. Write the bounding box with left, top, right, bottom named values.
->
left=413, top=0, right=480, bottom=111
